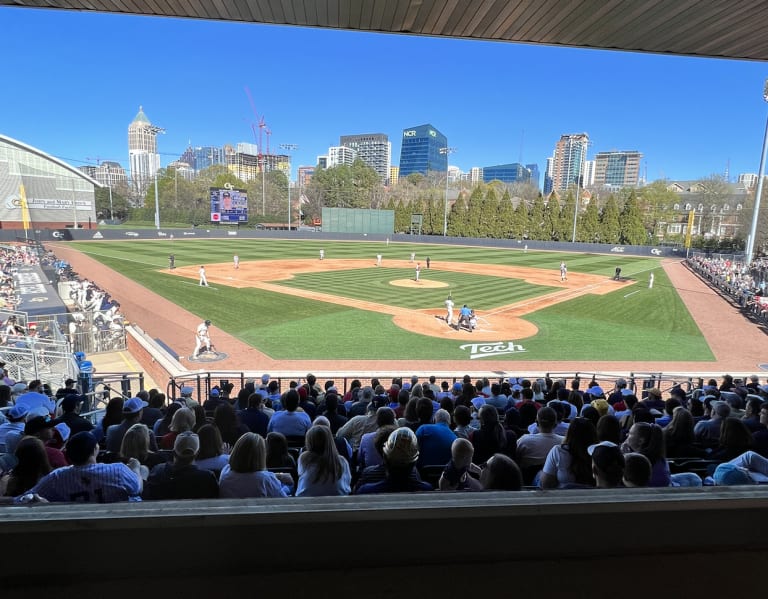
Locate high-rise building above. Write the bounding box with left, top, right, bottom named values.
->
left=182, top=146, right=225, bottom=173
left=398, top=124, right=447, bottom=177
left=470, top=167, right=483, bottom=185
left=550, top=133, right=589, bottom=193
left=738, top=173, right=758, bottom=189
left=544, top=157, right=554, bottom=195
left=127, top=106, right=161, bottom=196
left=298, top=166, right=315, bottom=187
left=526, top=163, right=540, bottom=190
left=593, top=151, right=642, bottom=188
left=583, top=160, right=595, bottom=186
left=94, top=161, right=128, bottom=188
left=389, top=166, right=400, bottom=185
left=327, top=146, right=358, bottom=168
left=339, top=133, right=390, bottom=181
left=482, top=163, right=531, bottom=185
left=447, top=166, right=462, bottom=183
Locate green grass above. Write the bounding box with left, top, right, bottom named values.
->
left=70, top=238, right=714, bottom=362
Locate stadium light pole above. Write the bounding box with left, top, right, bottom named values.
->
left=439, top=147, right=457, bottom=236
left=280, top=143, right=298, bottom=231
left=746, top=79, right=768, bottom=264
left=147, top=124, right=166, bottom=229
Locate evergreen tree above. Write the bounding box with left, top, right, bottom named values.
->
left=600, top=195, right=622, bottom=243
left=543, top=195, right=561, bottom=240
left=529, top=195, right=546, bottom=240
left=581, top=198, right=601, bottom=243
left=497, top=190, right=516, bottom=238
left=619, top=191, right=648, bottom=245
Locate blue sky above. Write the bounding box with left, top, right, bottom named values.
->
left=3, top=7, right=768, bottom=183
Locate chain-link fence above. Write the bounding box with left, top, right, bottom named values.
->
left=0, top=341, right=78, bottom=386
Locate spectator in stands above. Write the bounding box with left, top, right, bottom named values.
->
left=219, top=432, right=293, bottom=498
left=516, top=407, right=564, bottom=484
left=159, top=408, right=196, bottom=450
left=742, top=396, right=765, bottom=433
left=193, top=424, right=230, bottom=474
left=99, top=400, right=126, bottom=443
left=655, top=398, right=681, bottom=428
left=664, top=407, right=707, bottom=458
left=1, top=436, right=51, bottom=497
left=347, top=386, right=374, bottom=418
left=640, top=387, right=665, bottom=412
left=358, top=407, right=397, bottom=472
left=54, top=378, right=78, bottom=400
left=0, top=404, right=28, bottom=454
left=268, top=389, right=311, bottom=439
left=203, top=388, right=226, bottom=415
left=119, top=423, right=168, bottom=480
left=24, top=431, right=142, bottom=502
left=694, top=400, right=731, bottom=444
left=622, top=453, right=653, bottom=488
left=152, top=401, right=180, bottom=437
left=486, top=382, right=508, bottom=412
left=106, top=397, right=154, bottom=453
left=452, top=405, right=476, bottom=439
left=580, top=405, right=601, bottom=429
left=336, top=400, right=378, bottom=453
left=719, top=374, right=735, bottom=392
left=140, top=393, right=164, bottom=430
left=539, top=417, right=598, bottom=489
left=15, top=379, right=55, bottom=415
left=607, top=378, right=629, bottom=406
left=213, top=403, right=249, bottom=446
left=53, top=394, right=93, bottom=436
left=752, top=404, right=768, bottom=457
left=238, top=392, right=270, bottom=437
left=479, top=454, right=523, bottom=491
left=296, top=425, right=351, bottom=496
left=320, top=393, right=348, bottom=434
left=415, top=404, right=456, bottom=469
left=710, top=418, right=753, bottom=461
left=596, top=414, right=622, bottom=445
left=589, top=441, right=625, bottom=489
left=356, top=427, right=433, bottom=494
left=143, top=432, right=218, bottom=500
left=265, top=432, right=296, bottom=472
left=438, top=438, right=482, bottom=491
left=25, top=415, right=67, bottom=469
left=0, top=384, right=10, bottom=409
left=297, top=386, right=317, bottom=420
left=471, top=404, right=517, bottom=465
left=622, top=422, right=670, bottom=487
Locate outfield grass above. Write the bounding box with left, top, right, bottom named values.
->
left=71, top=239, right=715, bottom=362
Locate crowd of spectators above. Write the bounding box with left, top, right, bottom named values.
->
left=3, top=371, right=768, bottom=504
left=688, top=254, right=768, bottom=322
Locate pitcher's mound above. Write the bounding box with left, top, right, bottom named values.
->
left=390, top=279, right=448, bottom=288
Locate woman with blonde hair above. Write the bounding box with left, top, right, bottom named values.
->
left=159, top=407, right=195, bottom=449
left=119, top=423, right=168, bottom=479
left=218, top=432, right=293, bottom=498
left=296, top=425, right=351, bottom=496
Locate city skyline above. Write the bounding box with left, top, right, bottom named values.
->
left=3, top=8, right=768, bottom=185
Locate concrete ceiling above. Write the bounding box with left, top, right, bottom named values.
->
left=3, top=0, right=768, bottom=62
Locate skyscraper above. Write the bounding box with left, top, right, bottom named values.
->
left=339, top=133, right=391, bottom=181
left=482, top=163, right=531, bottom=184
left=593, top=151, right=642, bottom=188
left=127, top=106, right=161, bottom=196
left=550, top=133, right=589, bottom=193
left=526, top=163, right=540, bottom=190
left=327, top=146, right=358, bottom=168
left=398, top=124, right=447, bottom=177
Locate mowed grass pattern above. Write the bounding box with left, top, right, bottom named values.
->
left=71, top=239, right=714, bottom=362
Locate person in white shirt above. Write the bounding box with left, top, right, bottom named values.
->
left=193, top=320, right=212, bottom=359
left=198, top=265, right=209, bottom=287
left=444, top=295, right=455, bottom=326
left=516, top=407, right=564, bottom=470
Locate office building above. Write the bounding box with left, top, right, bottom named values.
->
left=550, top=133, right=589, bottom=192
left=127, top=106, right=161, bottom=195
left=389, top=166, right=399, bottom=185
left=593, top=151, right=642, bottom=188
left=398, top=124, right=447, bottom=177
left=526, top=163, right=540, bottom=190
left=482, top=163, right=531, bottom=185
left=298, top=166, right=315, bottom=187
left=339, top=133, right=390, bottom=181
left=470, top=167, right=483, bottom=185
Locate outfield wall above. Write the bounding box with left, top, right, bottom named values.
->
left=2, top=226, right=685, bottom=259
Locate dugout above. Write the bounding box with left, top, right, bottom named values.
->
left=321, top=207, right=393, bottom=234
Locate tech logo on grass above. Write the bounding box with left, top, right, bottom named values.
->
left=460, top=341, right=528, bottom=359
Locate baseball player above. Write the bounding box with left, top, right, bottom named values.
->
left=410, top=252, right=416, bottom=263
left=233, top=254, right=239, bottom=269
left=319, top=249, right=325, bottom=260
left=198, top=266, right=209, bottom=287
left=649, top=272, right=654, bottom=289
left=415, top=263, right=421, bottom=282
left=168, top=254, right=175, bottom=270
left=445, top=295, right=455, bottom=326
left=376, top=254, right=382, bottom=267
left=560, top=261, right=567, bottom=281
left=193, top=319, right=212, bottom=359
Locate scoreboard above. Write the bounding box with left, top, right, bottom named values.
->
left=210, top=187, right=248, bottom=223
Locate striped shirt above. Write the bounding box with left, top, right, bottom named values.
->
left=26, top=463, right=142, bottom=502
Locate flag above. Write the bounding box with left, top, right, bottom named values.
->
left=19, top=184, right=31, bottom=232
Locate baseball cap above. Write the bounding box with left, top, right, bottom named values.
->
left=713, top=463, right=753, bottom=486
left=587, top=440, right=619, bottom=456
left=66, top=431, right=98, bottom=464
left=64, top=378, right=76, bottom=385
left=587, top=385, right=604, bottom=397
left=123, top=397, right=149, bottom=414
left=174, top=431, right=200, bottom=457
left=24, top=415, right=55, bottom=436
left=646, top=387, right=662, bottom=398
left=180, top=386, right=194, bottom=396
left=61, top=394, right=83, bottom=412
left=54, top=422, right=71, bottom=443
left=261, top=374, right=270, bottom=384
left=383, top=427, right=419, bottom=466
left=452, top=382, right=463, bottom=393
left=8, top=404, right=29, bottom=420
left=210, top=388, right=220, bottom=397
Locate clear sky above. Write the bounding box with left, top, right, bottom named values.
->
left=3, top=7, right=768, bottom=183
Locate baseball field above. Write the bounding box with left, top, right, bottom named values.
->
left=63, top=238, right=719, bottom=365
